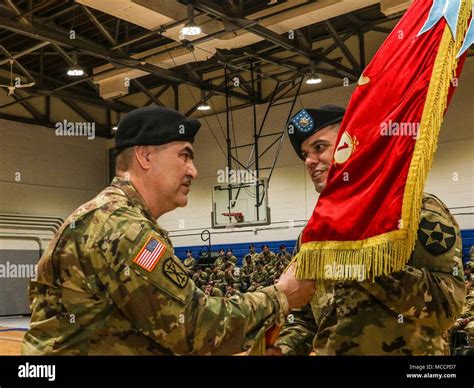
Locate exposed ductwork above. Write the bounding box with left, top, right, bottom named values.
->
left=76, top=0, right=392, bottom=99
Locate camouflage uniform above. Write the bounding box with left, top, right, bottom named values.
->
left=275, top=194, right=465, bottom=355
left=454, top=289, right=474, bottom=342
left=192, top=270, right=208, bottom=290
left=215, top=270, right=227, bottom=293
left=259, top=252, right=276, bottom=266
left=227, top=255, right=238, bottom=265
left=276, top=252, right=291, bottom=268
left=183, top=256, right=197, bottom=275
left=205, top=286, right=223, bottom=298
left=248, top=268, right=268, bottom=292
left=278, top=249, right=292, bottom=264
left=274, top=264, right=287, bottom=282
left=214, top=255, right=226, bottom=268
left=22, top=177, right=289, bottom=355
left=241, top=260, right=254, bottom=288
left=249, top=252, right=259, bottom=265
left=264, top=263, right=277, bottom=286
left=224, top=268, right=237, bottom=286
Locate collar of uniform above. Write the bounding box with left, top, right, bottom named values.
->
left=110, top=176, right=153, bottom=220
left=110, top=176, right=172, bottom=244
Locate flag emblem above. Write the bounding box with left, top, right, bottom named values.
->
left=133, top=235, right=166, bottom=272
left=334, top=131, right=358, bottom=165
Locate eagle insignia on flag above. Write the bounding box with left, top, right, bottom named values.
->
left=292, top=109, right=314, bottom=133
left=132, top=235, right=167, bottom=272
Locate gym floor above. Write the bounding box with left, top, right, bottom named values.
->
left=0, top=316, right=29, bottom=355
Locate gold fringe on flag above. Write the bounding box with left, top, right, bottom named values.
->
left=292, top=0, right=472, bottom=282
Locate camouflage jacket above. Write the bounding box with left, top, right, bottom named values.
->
left=275, top=193, right=465, bottom=355
left=251, top=269, right=267, bottom=286
left=258, top=252, right=276, bottom=265
left=458, top=290, right=474, bottom=321
left=183, top=257, right=196, bottom=270
left=241, top=263, right=254, bottom=278
left=22, top=177, right=288, bottom=355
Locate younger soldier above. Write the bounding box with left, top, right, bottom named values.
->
left=269, top=106, right=465, bottom=356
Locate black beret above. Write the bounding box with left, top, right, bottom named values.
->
left=186, top=249, right=192, bottom=254
left=279, top=244, right=286, bottom=249
left=115, top=106, right=201, bottom=154
left=288, top=105, right=345, bottom=160
left=261, top=244, right=269, bottom=249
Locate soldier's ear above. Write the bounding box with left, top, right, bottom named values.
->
left=134, top=146, right=153, bottom=170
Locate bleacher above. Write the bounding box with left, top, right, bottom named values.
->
left=175, top=230, right=474, bottom=266
left=461, top=229, right=474, bottom=262
left=175, top=240, right=297, bottom=266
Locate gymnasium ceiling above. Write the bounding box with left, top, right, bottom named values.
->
left=0, top=0, right=470, bottom=138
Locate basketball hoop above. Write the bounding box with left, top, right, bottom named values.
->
left=222, top=212, right=244, bottom=222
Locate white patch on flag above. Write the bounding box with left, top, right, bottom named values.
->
left=132, top=235, right=166, bottom=272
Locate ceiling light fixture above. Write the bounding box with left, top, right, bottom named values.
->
left=67, top=52, right=85, bottom=77
left=306, top=60, right=322, bottom=85
left=181, top=4, right=201, bottom=36
left=197, top=89, right=211, bottom=111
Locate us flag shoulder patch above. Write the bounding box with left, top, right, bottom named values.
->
left=132, top=235, right=167, bottom=272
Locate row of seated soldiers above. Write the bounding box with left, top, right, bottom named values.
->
left=183, top=244, right=292, bottom=297
left=450, top=259, right=474, bottom=354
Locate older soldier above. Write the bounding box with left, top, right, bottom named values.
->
left=22, top=106, right=315, bottom=355
left=268, top=105, right=465, bottom=356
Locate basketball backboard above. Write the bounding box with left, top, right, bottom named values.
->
left=211, top=178, right=270, bottom=228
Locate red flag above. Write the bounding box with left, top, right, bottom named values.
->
left=294, top=0, right=472, bottom=281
